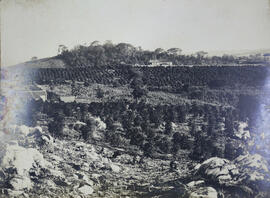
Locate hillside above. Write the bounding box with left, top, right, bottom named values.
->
left=6, top=56, right=69, bottom=70
left=5, top=42, right=270, bottom=70
left=208, top=48, right=270, bottom=57
left=2, top=54, right=270, bottom=197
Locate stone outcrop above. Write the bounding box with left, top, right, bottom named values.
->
left=195, top=157, right=239, bottom=186
left=187, top=180, right=218, bottom=198
left=193, top=154, right=270, bottom=197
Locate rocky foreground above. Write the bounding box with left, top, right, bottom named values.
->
left=0, top=123, right=270, bottom=198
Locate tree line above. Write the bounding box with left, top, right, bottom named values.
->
left=58, top=41, right=265, bottom=67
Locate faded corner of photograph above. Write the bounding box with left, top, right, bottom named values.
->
left=1, top=0, right=270, bottom=197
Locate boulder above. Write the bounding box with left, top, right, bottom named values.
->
left=196, top=157, right=238, bottom=185
left=78, top=185, right=94, bottom=195
left=6, top=189, right=28, bottom=198
left=189, top=187, right=218, bottom=198
left=1, top=144, right=49, bottom=176
left=40, top=134, right=53, bottom=146
left=187, top=180, right=205, bottom=188
left=9, top=176, right=32, bottom=190
left=0, top=143, right=50, bottom=190
left=235, top=154, right=268, bottom=172
left=186, top=179, right=217, bottom=198
left=115, top=154, right=133, bottom=164
left=110, top=164, right=121, bottom=173
left=101, top=148, right=114, bottom=158
left=92, top=117, right=106, bottom=131
left=195, top=154, right=270, bottom=197
left=234, top=154, right=270, bottom=184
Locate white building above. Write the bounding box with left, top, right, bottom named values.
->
left=149, top=60, right=173, bottom=67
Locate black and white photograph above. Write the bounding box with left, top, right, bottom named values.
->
left=1, top=0, right=270, bottom=197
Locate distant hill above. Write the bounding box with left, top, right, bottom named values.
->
left=5, top=43, right=270, bottom=70
left=208, top=48, right=270, bottom=57
left=6, top=56, right=69, bottom=70
left=233, top=49, right=270, bottom=57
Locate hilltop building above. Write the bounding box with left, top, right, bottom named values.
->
left=148, top=60, right=173, bottom=67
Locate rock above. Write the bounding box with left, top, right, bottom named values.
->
left=187, top=180, right=205, bottom=188
left=1, top=144, right=49, bottom=176
left=196, top=157, right=238, bottom=185
left=74, top=142, right=87, bottom=151
left=189, top=187, right=218, bottom=198
left=167, top=183, right=188, bottom=198
left=0, top=143, right=50, bottom=191
left=195, top=155, right=270, bottom=197
left=110, top=164, right=121, bottom=173
left=90, top=173, right=101, bottom=184
left=78, top=185, right=94, bottom=195
left=82, top=175, right=94, bottom=186
left=45, top=180, right=56, bottom=189
left=92, top=117, right=106, bottom=131
left=234, top=154, right=270, bottom=184
left=235, top=154, right=268, bottom=172
left=75, top=121, right=87, bottom=127
left=50, top=169, right=65, bottom=178
left=145, top=183, right=187, bottom=198
left=6, top=189, right=29, bottom=198
left=197, top=157, right=229, bottom=169
left=40, top=134, right=53, bottom=146
left=9, top=176, right=32, bottom=190
left=102, top=148, right=114, bottom=158
left=115, top=154, right=133, bottom=164
left=187, top=179, right=217, bottom=198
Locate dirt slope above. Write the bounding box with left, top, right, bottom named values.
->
left=6, top=57, right=69, bottom=69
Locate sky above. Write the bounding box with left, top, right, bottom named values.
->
left=1, top=0, right=270, bottom=66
